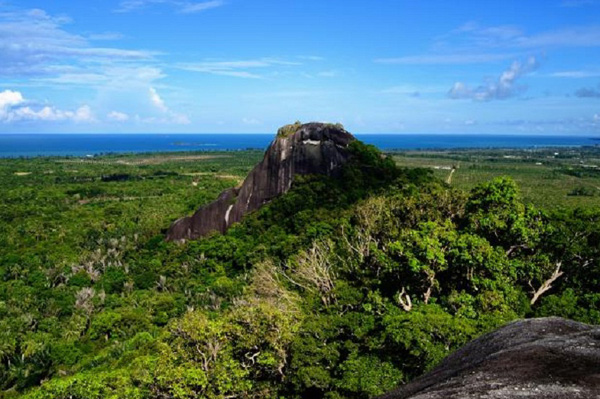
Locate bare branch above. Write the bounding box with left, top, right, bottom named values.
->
left=530, top=262, right=564, bottom=305
left=506, top=244, right=528, bottom=257
left=397, top=287, right=412, bottom=312
left=423, top=272, right=435, bottom=305
left=283, top=241, right=337, bottom=306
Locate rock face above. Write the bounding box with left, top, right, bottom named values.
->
left=167, top=122, right=355, bottom=241
left=379, top=317, right=600, bottom=399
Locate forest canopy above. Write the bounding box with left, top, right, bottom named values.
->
left=0, top=143, right=598, bottom=399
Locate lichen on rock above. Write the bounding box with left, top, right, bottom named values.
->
left=276, top=120, right=303, bottom=138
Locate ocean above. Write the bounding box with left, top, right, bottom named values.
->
left=0, top=133, right=598, bottom=158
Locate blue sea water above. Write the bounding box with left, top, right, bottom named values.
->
left=0, top=133, right=598, bottom=158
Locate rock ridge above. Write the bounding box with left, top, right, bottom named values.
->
left=166, top=122, right=355, bottom=241
left=379, top=317, right=600, bottom=399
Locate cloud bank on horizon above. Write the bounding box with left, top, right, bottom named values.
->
left=0, top=0, right=599, bottom=134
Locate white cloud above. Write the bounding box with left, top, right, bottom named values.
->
left=374, top=53, right=516, bottom=65
left=445, top=22, right=600, bottom=50
left=38, top=66, right=166, bottom=89
left=0, top=7, right=164, bottom=99
left=0, top=90, right=25, bottom=109
left=389, top=23, right=600, bottom=69
left=73, top=105, right=93, bottom=122
left=0, top=8, right=155, bottom=77
left=449, top=56, right=539, bottom=101
left=242, top=117, right=261, bottom=125
left=9, top=105, right=94, bottom=123
left=178, top=58, right=301, bottom=79
left=546, top=70, right=600, bottom=78
left=149, top=87, right=168, bottom=112
left=107, top=111, right=130, bottom=121
left=374, top=22, right=600, bottom=75
left=88, top=32, right=125, bottom=41
left=134, top=113, right=190, bottom=125
left=516, top=27, right=600, bottom=48
left=146, top=87, right=190, bottom=124
left=179, top=1, right=224, bottom=13
left=116, top=0, right=225, bottom=14
left=0, top=90, right=94, bottom=123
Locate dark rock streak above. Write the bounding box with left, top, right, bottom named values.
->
left=167, top=122, right=355, bottom=241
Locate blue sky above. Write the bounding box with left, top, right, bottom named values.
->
left=1, top=0, right=600, bottom=134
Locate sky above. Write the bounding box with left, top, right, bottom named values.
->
left=1, top=0, right=600, bottom=134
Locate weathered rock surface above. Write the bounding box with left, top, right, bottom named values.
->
left=167, top=122, right=355, bottom=241
left=379, top=317, right=600, bottom=399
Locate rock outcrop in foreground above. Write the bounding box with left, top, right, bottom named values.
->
left=167, top=122, right=355, bottom=241
left=379, top=317, right=600, bottom=399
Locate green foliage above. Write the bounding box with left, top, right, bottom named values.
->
left=337, top=354, right=403, bottom=397
left=568, top=186, right=596, bottom=197
left=391, top=146, right=600, bottom=210
left=383, top=304, right=479, bottom=376
left=0, top=145, right=598, bottom=399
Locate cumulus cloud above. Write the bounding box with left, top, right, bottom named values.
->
left=575, top=84, right=600, bottom=98
left=448, top=56, right=539, bottom=101
left=0, top=90, right=25, bottom=109
left=147, top=87, right=190, bottom=124
left=107, top=111, right=130, bottom=121
left=9, top=105, right=93, bottom=123
left=0, top=90, right=94, bottom=123
left=149, top=87, right=168, bottom=112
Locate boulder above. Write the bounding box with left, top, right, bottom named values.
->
left=379, top=317, right=600, bottom=399
left=167, top=122, right=355, bottom=241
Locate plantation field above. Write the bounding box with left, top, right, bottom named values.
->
left=390, top=146, right=600, bottom=209
left=0, top=151, right=263, bottom=266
